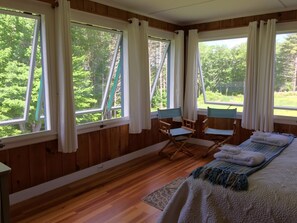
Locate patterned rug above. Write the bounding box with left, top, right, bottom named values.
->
left=142, top=177, right=186, bottom=211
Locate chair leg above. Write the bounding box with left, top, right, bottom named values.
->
left=159, top=140, right=173, bottom=156
left=169, top=141, right=193, bottom=160
left=204, top=136, right=232, bottom=157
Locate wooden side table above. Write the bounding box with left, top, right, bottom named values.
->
left=0, top=163, right=11, bottom=223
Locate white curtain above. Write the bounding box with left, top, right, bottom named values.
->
left=55, top=0, right=78, bottom=153
left=128, top=18, right=151, bottom=133
left=184, top=29, right=198, bottom=121
left=242, top=19, right=276, bottom=132
left=172, top=30, right=184, bottom=109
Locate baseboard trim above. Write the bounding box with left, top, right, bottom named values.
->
left=10, top=141, right=167, bottom=205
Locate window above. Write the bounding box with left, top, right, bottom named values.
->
left=148, top=37, right=170, bottom=111
left=274, top=32, right=297, bottom=117
left=198, top=37, right=247, bottom=112
left=71, top=23, right=123, bottom=125
left=0, top=8, right=50, bottom=138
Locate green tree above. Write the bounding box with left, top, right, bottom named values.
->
left=0, top=13, right=44, bottom=137
left=275, top=34, right=297, bottom=91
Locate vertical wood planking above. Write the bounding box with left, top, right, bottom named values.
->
left=9, top=146, right=30, bottom=192
left=109, top=127, right=121, bottom=159
left=29, top=143, right=46, bottom=187
left=99, top=128, right=111, bottom=162
left=76, top=133, right=90, bottom=170
left=62, top=152, right=77, bottom=175
left=119, top=124, right=129, bottom=156
left=45, top=140, right=63, bottom=181
left=0, top=150, right=11, bottom=193
left=89, top=131, right=100, bottom=166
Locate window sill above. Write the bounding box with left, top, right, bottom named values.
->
left=77, top=117, right=130, bottom=135
left=198, top=109, right=297, bottom=126
left=1, top=131, right=57, bottom=150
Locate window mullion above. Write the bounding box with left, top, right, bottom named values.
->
left=198, top=50, right=207, bottom=103
left=101, top=35, right=122, bottom=113
left=23, top=18, right=40, bottom=121
left=105, top=41, right=122, bottom=118
left=150, top=42, right=169, bottom=101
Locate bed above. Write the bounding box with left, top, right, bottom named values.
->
left=158, top=135, right=297, bottom=223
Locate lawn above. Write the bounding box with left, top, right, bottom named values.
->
left=198, top=91, right=297, bottom=117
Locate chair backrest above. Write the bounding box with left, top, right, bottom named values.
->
left=207, top=107, right=237, bottom=119
left=158, top=107, right=182, bottom=119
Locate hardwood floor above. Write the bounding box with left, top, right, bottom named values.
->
left=11, top=144, right=215, bottom=223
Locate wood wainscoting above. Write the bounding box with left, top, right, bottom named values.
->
left=0, top=119, right=165, bottom=194
left=2, top=115, right=297, bottom=196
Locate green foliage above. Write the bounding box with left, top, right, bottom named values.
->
left=199, top=40, right=246, bottom=95
left=0, top=12, right=45, bottom=137
left=1, top=9, right=297, bottom=138
left=71, top=24, right=123, bottom=124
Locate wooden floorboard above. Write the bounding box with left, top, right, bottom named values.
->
left=11, top=144, right=215, bottom=223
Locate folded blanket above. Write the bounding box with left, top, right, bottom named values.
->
left=214, top=150, right=265, bottom=167
left=191, top=134, right=295, bottom=191
left=251, top=132, right=290, bottom=146
left=219, top=145, right=241, bottom=155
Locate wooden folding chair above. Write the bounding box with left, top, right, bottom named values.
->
left=202, top=107, right=237, bottom=155
left=158, top=107, right=196, bottom=160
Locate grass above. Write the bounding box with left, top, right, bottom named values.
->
left=198, top=91, right=297, bottom=117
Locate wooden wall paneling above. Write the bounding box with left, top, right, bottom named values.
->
left=119, top=124, right=129, bottom=156
left=29, top=143, right=46, bottom=187
left=289, top=124, right=297, bottom=136
left=76, top=133, right=90, bottom=170
left=278, top=10, right=297, bottom=22
left=143, top=129, right=152, bottom=149
left=94, top=3, right=108, bottom=16
left=0, top=150, right=11, bottom=193
left=67, top=0, right=180, bottom=32
left=185, top=10, right=297, bottom=32
left=0, top=150, right=9, bottom=166
left=107, top=5, right=128, bottom=21
left=62, top=152, right=77, bottom=175
left=89, top=131, right=100, bottom=166
left=151, top=118, right=161, bottom=145
left=70, top=0, right=84, bottom=11
left=9, top=146, right=30, bottom=193
left=232, top=16, right=254, bottom=28
left=99, top=128, right=111, bottom=162
left=220, top=19, right=233, bottom=29
left=82, top=0, right=97, bottom=13
left=109, top=127, right=121, bottom=159
left=128, top=133, right=142, bottom=153
left=45, top=140, right=63, bottom=181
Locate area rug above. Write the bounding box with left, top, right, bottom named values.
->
left=142, top=177, right=187, bottom=211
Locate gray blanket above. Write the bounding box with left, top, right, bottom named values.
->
left=158, top=138, right=297, bottom=223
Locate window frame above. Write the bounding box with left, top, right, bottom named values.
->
left=274, top=22, right=297, bottom=116
left=147, top=28, right=175, bottom=115
left=70, top=9, right=130, bottom=133
left=0, top=0, right=56, bottom=149
left=148, top=36, right=171, bottom=111
left=198, top=28, right=248, bottom=110
left=71, top=22, right=124, bottom=123
left=198, top=24, right=297, bottom=123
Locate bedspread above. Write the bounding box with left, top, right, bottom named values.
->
left=158, top=138, right=297, bottom=223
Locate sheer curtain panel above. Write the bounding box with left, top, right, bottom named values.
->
left=184, top=29, right=198, bottom=121
left=242, top=19, right=276, bottom=132
left=127, top=18, right=151, bottom=133
left=172, top=30, right=184, bottom=109
left=55, top=0, right=78, bottom=153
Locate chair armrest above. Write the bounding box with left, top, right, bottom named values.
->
left=159, top=120, right=171, bottom=135
left=233, top=120, right=237, bottom=135
left=201, top=118, right=208, bottom=133
left=182, top=118, right=196, bottom=131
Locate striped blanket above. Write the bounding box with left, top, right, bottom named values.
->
left=191, top=134, right=295, bottom=191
